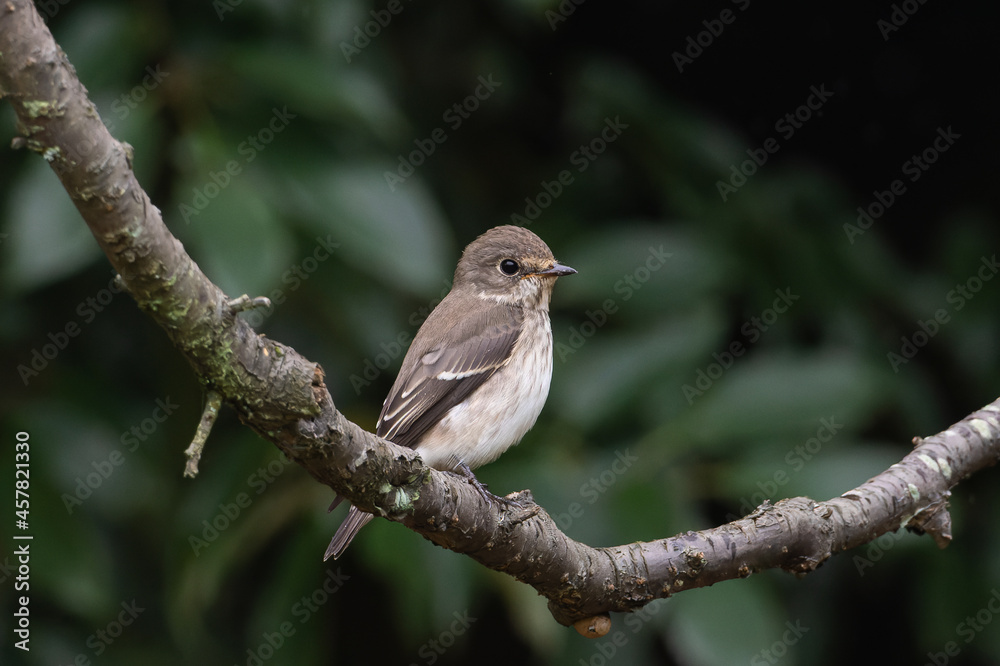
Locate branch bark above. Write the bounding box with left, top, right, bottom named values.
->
left=4, top=0, right=999, bottom=634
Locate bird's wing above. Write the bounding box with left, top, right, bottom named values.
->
left=376, top=305, right=523, bottom=449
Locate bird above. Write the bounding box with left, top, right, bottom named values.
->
left=324, top=225, right=576, bottom=560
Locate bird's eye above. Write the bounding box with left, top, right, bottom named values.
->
left=499, top=259, right=520, bottom=276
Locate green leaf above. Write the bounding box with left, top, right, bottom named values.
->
left=662, top=351, right=890, bottom=454
left=558, top=223, right=729, bottom=314
left=177, top=177, right=296, bottom=298
left=3, top=162, right=101, bottom=293
left=295, top=165, right=453, bottom=296
left=226, top=46, right=406, bottom=142
left=667, top=578, right=801, bottom=665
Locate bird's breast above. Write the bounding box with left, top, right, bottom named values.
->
left=415, top=310, right=554, bottom=471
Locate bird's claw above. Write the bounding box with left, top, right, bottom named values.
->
left=453, top=460, right=525, bottom=509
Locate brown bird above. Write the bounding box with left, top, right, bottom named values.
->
left=325, top=225, right=575, bottom=560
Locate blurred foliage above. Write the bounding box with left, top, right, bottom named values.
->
left=2, top=1, right=1000, bottom=665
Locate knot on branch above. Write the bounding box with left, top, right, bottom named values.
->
left=905, top=493, right=953, bottom=548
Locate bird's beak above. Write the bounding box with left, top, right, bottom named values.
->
left=532, top=262, right=577, bottom=278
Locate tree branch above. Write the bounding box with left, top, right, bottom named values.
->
left=4, top=0, right=999, bottom=635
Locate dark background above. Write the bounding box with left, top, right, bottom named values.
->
left=3, top=0, right=1000, bottom=664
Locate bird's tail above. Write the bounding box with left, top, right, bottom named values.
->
left=324, top=505, right=374, bottom=561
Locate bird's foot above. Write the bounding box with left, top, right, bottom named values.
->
left=455, top=460, right=523, bottom=508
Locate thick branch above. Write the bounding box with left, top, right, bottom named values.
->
left=4, top=0, right=999, bottom=633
